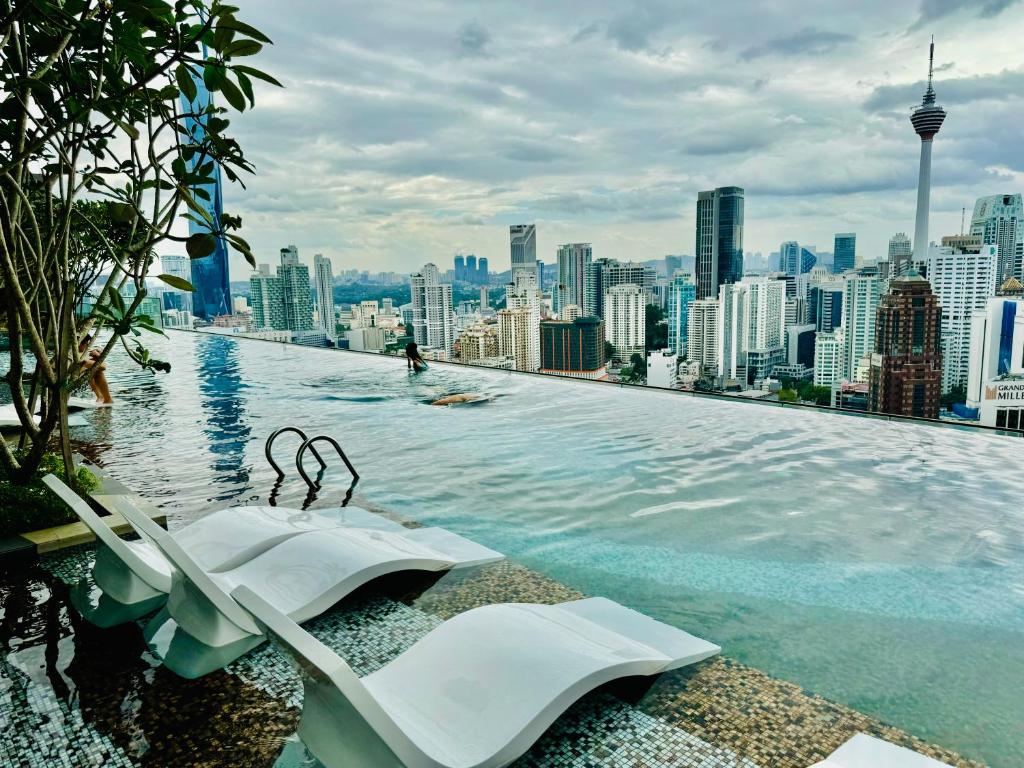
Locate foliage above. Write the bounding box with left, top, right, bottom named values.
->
left=603, top=340, right=615, bottom=364
left=778, top=388, right=799, bottom=402
left=645, top=304, right=667, bottom=351
left=0, top=452, right=99, bottom=537
left=0, top=0, right=278, bottom=484
left=940, top=384, right=966, bottom=410
left=779, top=378, right=832, bottom=405
left=619, top=352, right=646, bottom=383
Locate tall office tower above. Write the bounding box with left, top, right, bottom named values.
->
left=539, top=317, right=606, bottom=379
left=456, top=323, right=500, bottom=363
left=312, top=254, right=335, bottom=338
left=410, top=263, right=455, bottom=357
left=834, top=233, right=856, bottom=273
left=536, top=260, right=545, bottom=291
left=970, top=194, right=1023, bottom=280
left=666, top=273, right=697, bottom=357
left=277, top=247, right=313, bottom=331
left=780, top=241, right=817, bottom=276
left=966, top=288, right=1024, bottom=428
left=842, top=269, right=884, bottom=383
left=888, top=232, right=913, bottom=276
left=554, top=243, right=592, bottom=317
left=808, top=278, right=845, bottom=332
left=784, top=296, right=806, bottom=327
left=160, top=254, right=193, bottom=312
left=814, top=329, right=846, bottom=388
left=910, top=39, right=947, bottom=265
left=583, top=260, right=606, bottom=318
left=465, top=255, right=477, bottom=282
left=509, top=224, right=537, bottom=285
left=869, top=271, right=943, bottom=418
left=604, top=283, right=645, bottom=361
left=477, top=257, right=489, bottom=284
left=717, top=283, right=748, bottom=383
left=926, top=242, right=999, bottom=393
left=695, top=186, right=744, bottom=299
left=249, top=264, right=287, bottom=330
left=498, top=306, right=540, bottom=372
left=454, top=255, right=466, bottom=282
left=687, top=298, right=720, bottom=376
left=787, top=324, right=816, bottom=367
left=480, top=287, right=490, bottom=310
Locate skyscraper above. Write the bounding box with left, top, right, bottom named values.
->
left=454, top=255, right=466, bottom=282
left=666, top=273, right=696, bottom=357
left=970, top=194, right=1023, bottom=280
left=604, top=284, right=645, bottom=361
left=554, top=243, right=592, bottom=316
left=313, top=253, right=335, bottom=338
left=834, top=233, right=856, bottom=273
left=410, top=263, right=455, bottom=357
left=695, top=186, right=744, bottom=299
left=780, top=241, right=817, bottom=276
left=814, top=330, right=846, bottom=388
left=277, top=246, right=313, bottom=331
left=925, top=242, right=999, bottom=393
left=249, top=264, right=287, bottom=331
left=888, top=232, right=913, bottom=276
left=687, top=299, right=719, bottom=376
left=498, top=306, right=539, bottom=372
left=966, top=288, right=1024, bottom=428
left=869, top=271, right=943, bottom=418
left=808, top=279, right=844, bottom=333
left=842, top=269, right=884, bottom=383
left=510, top=224, right=537, bottom=285
left=477, top=257, right=489, bottom=284
left=539, top=317, right=606, bottom=379
left=910, top=39, right=947, bottom=265
left=160, top=254, right=193, bottom=312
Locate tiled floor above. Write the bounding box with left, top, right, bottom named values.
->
left=0, top=545, right=986, bottom=768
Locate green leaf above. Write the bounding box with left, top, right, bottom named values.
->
left=233, top=65, right=283, bottom=88
left=109, top=203, right=136, bottom=223
left=215, top=17, right=273, bottom=44
left=186, top=232, right=217, bottom=259
left=156, top=273, right=195, bottom=291
left=219, top=76, right=246, bottom=111
left=202, top=64, right=226, bottom=92
left=223, top=39, right=262, bottom=57
left=114, top=119, right=140, bottom=140
left=175, top=63, right=197, bottom=102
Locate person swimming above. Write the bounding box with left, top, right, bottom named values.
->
left=405, top=342, right=428, bottom=372
left=430, top=393, right=487, bottom=406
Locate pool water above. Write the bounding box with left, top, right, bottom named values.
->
left=32, top=332, right=1024, bottom=766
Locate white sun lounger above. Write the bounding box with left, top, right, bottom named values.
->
left=0, top=404, right=88, bottom=429
left=811, top=734, right=953, bottom=768
left=41, top=474, right=407, bottom=626
left=234, top=587, right=720, bottom=768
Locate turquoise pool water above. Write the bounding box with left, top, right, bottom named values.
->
left=53, top=332, right=1024, bottom=766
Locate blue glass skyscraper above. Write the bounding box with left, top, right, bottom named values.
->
left=834, top=233, right=856, bottom=273
left=180, top=55, right=231, bottom=320
left=666, top=273, right=696, bottom=357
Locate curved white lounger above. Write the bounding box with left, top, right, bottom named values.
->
left=811, top=734, right=953, bottom=768
left=42, top=474, right=405, bottom=627
left=234, top=587, right=720, bottom=768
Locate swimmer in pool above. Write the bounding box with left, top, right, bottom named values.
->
left=430, top=393, right=486, bottom=406
left=406, top=342, right=428, bottom=372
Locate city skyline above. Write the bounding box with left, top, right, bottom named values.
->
left=153, top=2, right=1024, bottom=276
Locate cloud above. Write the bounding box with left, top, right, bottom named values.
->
left=741, top=27, right=854, bottom=60
left=864, top=69, right=1024, bottom=111
left=456, top=21, right=491, bottom=58
left=911, top=0, right=1021, bottom=30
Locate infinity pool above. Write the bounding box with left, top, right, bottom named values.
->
left=56, top=332, right=1024, bottom=765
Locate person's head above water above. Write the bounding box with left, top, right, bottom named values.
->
left=405, top=342, right=420, bottom=358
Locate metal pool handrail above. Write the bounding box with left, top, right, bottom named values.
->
left=265, top=427, right=326, bottom=480
left=296, top=435, right=360, bottom=491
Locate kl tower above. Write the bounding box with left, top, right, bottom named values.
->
left=908, top=37, right=946, bottom=274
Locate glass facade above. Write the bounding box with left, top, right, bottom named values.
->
left=695, top=187, right=744, bottom=299
left=834, top=233, right=856, bottom=273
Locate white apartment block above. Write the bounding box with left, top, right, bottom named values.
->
left=605, top=283, right=645, bottom=361
left=687, top=298, right=719, bottom=376
left=841, top=271, right=883, bottom=384
left=814, top=329, right=846, bottom=388
left=498, top=306, right=540, bottom=372
left=646, top=349, right=677, bottom=389
left=411, top=263, right=455, bottom=356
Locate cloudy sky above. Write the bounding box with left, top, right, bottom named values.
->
left=198, top=0, right=1024, bottom=276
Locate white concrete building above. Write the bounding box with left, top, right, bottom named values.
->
left=717, top=283, right=748, bottom=383
left=841, top=271, right=884, bottom=384
left=646, top=349, right=677, bottom=389
left=313, top=253, right=335, bottom=339
left=345, top=327, right=386, bottom=352
left=966, top=294, right=1024, bottom=428
left=411, top=263, right=455, bottom=357
left=498, top=306, right=540, bottom=372
left=926, top=243, right=999, bottom=393
left=604, top=283, right=645, bottom=361
left=814, top=329, right=846, bottom=388
left=686, top=299, right=719, bottom=376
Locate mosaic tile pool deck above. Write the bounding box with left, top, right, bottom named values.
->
left=0, top=538, right=985, bottom=768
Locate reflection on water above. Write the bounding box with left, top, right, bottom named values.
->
left=24, top=331, right=1024, bottom=766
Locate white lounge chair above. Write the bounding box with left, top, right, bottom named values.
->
left=126, top=501, right=504, bottom=678
left=42, top=474, right=407, bottom=626
left=0, top=404, right=88, bottom=429
left=233, top=586, right=720, bottom=768
left=812, top=734, right=953, bottom=768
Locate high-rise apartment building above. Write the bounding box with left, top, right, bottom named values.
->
left=554, top=243, right=592, bottom=316
left=313, top=253, right=335, bottom=338
left=605, top=283, right=645, bottom=361
left=716, top=277, right=786, bottom=384
left=277, top=246, right=313, bottom=331
left=869, top=272, right=943, bottom=418
left=687, top=298, right=720, bottom=376
left=695, top=186, right=744, bottom=299
left=888, top=232, right=913, bottom=276
left=456, top=323, right=500, bottom=363
left=583, top=259, right=655, bottom=318
left=510, top=224, right=537, bottom=285
left=410, top=263, right=455, bottom=357
left=970, top=194, right=1023, bottom=280
left=834, top=233, right=856, bottom=273
left=666, top=273, right=696, bottom=357
left=498, top=305, right=540, bottom=372
left=539, top=317, right=606, bottom=379
left=249, top=264, right=287, bottom=330
left=925, top=242, right=999, bottom=393
left=842, top=269, right=884, bottom=383
left=814, top=329, right=846, bottom=388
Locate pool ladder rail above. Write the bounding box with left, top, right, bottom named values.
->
left=264, top=427, right=360, bottom=509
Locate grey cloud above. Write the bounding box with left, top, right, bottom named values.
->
left=911, top=0, right=1021, bottom=30
left=741, top=27, right=854, bottom=60
left=864, top=69, right=1024, bottom=111
left=456, top=21, right=491, bottom=58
